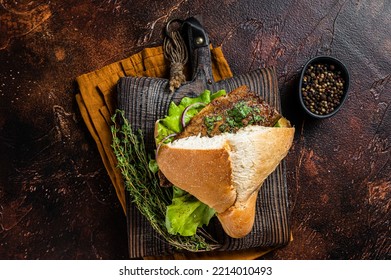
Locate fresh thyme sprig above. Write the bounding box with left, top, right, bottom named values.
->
left=111, top=109, right=218, bottom=252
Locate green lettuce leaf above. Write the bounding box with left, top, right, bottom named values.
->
left=148, top=159, right=159, bottom=174
left=165, top=187, right=216, bottom=236
left=155, top=89, right=226, bottom=144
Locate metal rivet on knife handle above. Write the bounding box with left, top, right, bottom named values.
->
left=195, top=36, right=204, bottom=45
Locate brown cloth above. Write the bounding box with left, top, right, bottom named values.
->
left=75, top=46, right=286, bottom=259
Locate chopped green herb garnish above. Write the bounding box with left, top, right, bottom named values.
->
left=218, top=124, right=228, bottom=132
left=225, top=101, right=258, bottom=128
left=204, top=115, right=223, bottom=136
left=227, top=101, right=253, bottom=122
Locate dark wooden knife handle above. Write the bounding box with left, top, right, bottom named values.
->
left=181, top=17, right=216, bottom=90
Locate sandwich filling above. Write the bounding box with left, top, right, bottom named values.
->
left=176, top=86, right=281, bottom=139
left=154, top=85, right=291, bottom=237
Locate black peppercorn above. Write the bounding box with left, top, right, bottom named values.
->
left=301, top=63, right=345, bottom=115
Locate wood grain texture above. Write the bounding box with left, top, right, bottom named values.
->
left=118, top=66, right=291, bottom=258
left=0, top=0, right=390, bottom=259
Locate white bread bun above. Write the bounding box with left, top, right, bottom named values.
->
left=156, top=125, right=294, bottom=238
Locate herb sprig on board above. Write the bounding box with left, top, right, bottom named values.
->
left=111, top=110, right=218, bottom=252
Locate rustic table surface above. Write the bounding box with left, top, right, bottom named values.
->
left=0, top=0, right=390, bottom=260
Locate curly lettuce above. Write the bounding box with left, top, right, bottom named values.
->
left=165, top=187, right=216, bottom=236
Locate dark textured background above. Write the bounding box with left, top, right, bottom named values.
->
left=0, top=0, right=389, bottom=259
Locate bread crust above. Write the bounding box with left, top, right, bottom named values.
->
left=157, top=126, right=295, bottom=238
left=218, top=126, right=295, bottom=238
left=157, top=144, right=236, bottom=213
left=217, top=190, right=258, bottom=238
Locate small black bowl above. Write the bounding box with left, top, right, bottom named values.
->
left=298, top=56, right=350, bottom=119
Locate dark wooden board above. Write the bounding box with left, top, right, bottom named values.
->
left=118, top=66, right=291, bottom=258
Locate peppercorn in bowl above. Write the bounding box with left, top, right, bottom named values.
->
left=299, top=56, right=350, bottom=118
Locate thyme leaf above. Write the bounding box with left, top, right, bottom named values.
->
left=111, top=110, right=218, bottom=252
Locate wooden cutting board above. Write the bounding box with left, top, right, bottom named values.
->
left=117, top=17, right=290, bottom=258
